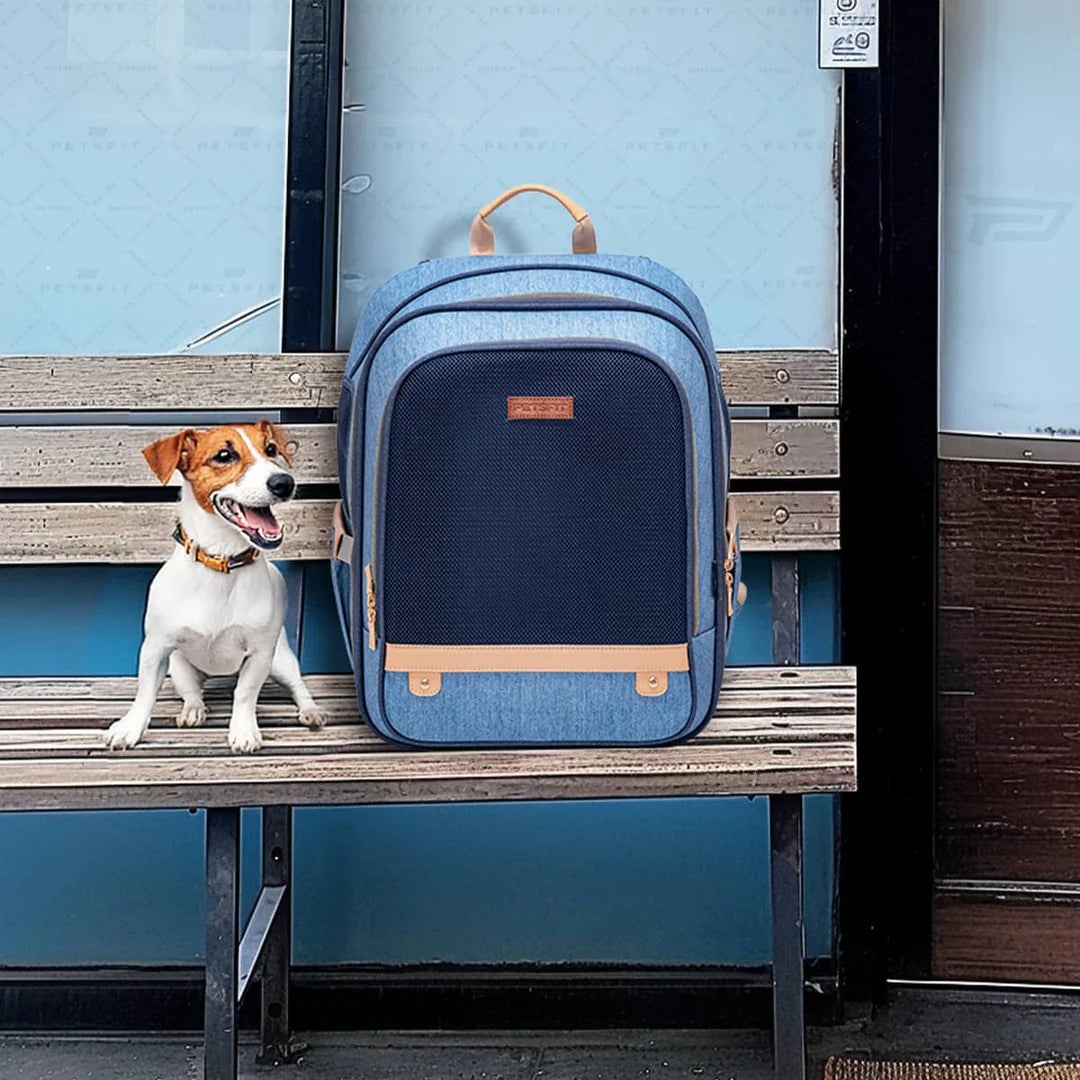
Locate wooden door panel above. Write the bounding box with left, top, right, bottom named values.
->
left=936, top=461, right=1080, bottom=978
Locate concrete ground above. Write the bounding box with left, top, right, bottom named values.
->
left=3, top=989, right=1080, bottom=1079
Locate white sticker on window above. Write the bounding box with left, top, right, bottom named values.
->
left=819, top=0, right=879, bottom=69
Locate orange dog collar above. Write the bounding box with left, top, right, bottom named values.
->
left=172, top=523, right=259, bottom=574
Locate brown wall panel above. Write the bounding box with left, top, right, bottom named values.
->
left=935, top=892, right=1080, bottom=983
left=938, top=461, right=1080, bottom=881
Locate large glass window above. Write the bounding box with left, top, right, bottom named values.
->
left=0, top=0, right=291, bottom=354
left=941, top=0, right=1080, bottom=436
left=337, top=0, right=839, bottom=349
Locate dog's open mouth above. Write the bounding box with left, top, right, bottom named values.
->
left=212, top=495, right=284, bottom=549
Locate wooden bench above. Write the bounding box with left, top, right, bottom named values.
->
left=0, top=350, right=855, bottom=1080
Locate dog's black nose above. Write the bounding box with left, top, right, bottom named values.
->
left=267, top=473, right=295, bottom=499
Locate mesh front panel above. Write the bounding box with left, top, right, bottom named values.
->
left=381, top=345, right=689, bottom=645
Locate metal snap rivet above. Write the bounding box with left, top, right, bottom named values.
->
left=420, top=678, right=430, bottom=688
left=288, top=371, right=303, bottom=386
left=775, top=441, right=789, bottom=457
left=775, top=368, right=791, bottom=385
left=774, top=506, right=790, bottom=524
left=648, top=676, right=658, bottom=687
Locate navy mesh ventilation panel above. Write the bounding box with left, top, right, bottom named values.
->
left=380, top=345, right=690, bottom=646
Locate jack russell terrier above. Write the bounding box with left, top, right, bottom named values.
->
left=105, top=421, right=327, bottom=754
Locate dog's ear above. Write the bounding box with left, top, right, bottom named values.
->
left=258, top=419, right=292, bottom=466
left=142, top=430, right=197, bottom=485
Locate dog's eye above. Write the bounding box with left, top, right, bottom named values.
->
left=265, top=442, right=278, bottom=458
left=213, top=448, right=236, bottom=464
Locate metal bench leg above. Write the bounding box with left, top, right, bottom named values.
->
left=770, top=792, right=806, bottom=1080
left=257, top=805, right=307, bottom=1065
left=205, top=807, right=241, bottom=1080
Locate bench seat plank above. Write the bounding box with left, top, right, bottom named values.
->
left=0, top=350, right=838, bottom=411
left=0, top=492, right=839, bottom=563
left=0, top=668, right=855, bottom=810
left=0, top=667, right=854, bottom=698
left=0, top=418, right=839, bottom=485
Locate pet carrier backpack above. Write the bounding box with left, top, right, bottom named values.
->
left=331, top=184, right=743, bottom=747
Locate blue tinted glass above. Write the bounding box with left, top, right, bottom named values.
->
left=337, top=1, right=839, bottom=349
left=941, top=0, right=1080, bottom=436
left=0, top=0, right=290, bottom=354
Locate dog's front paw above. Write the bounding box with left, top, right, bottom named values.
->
left=105, top=716, right=145, bottom=750
left=176, top=700, right=206, bottom=728
left=228, top=722, right=264, bottom=754
left=298, top=706, right=329, bottom=730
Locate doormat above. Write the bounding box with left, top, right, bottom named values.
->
left=825, top=1062, right=1080, bottom=1079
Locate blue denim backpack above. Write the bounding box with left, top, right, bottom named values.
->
left=332, top=185, right=742, bottom=747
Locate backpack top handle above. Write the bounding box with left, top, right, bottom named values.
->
left=469, top=184, right=598, bottom=256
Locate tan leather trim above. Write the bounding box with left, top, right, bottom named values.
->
left=408, top=672, right=441, bottom=697
left=332, top=499, right=353, bottom=563
left=725, top=496, right=740, bottom=564
left=479, top=183, right=589, bottom=223
left=724, top=496, right=742, bottom=617
left=737, top=582, right=748, bottom=607
left=635, top=672, right=668, bottom=697
left=469, top=184, right=597, bottom=256
left=384, top=643, right=689, bottom=674
left=507, top=396, right=574, bottom=420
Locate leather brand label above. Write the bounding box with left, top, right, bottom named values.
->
left=507, top=396, right=574, bottom=420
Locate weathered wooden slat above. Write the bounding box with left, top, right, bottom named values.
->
left=0, top=669, right=855, bottom=737
left=0, top=351, right=838, bottom=411
left=0, top=491, right=839, bottom=562
left=0, top=740, right=855, bottom=812
left=716, top=350, right=838, bottom=406
left=0, top=355, right=346, bottom=412
left=0, top=418, right=839, bottom=486
left=0, top=500, right=334, bottom=563
left=0, top=666, right=854, bottom=700
left=0, top=424, right=337, bottom=487
left=730, top=420, right=839, bottom=479
left=0, top=715, right=858, bottom=748
left=0, top=686, right=856, bottom=725
left=731, top=492, right=840, bottom=551
left=0, top=665, right=854, bottom=807
left=0, top=712, right=856, bottom=757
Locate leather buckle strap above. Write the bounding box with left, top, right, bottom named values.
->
left=172, top=523, right=259, bottom=574
left=385, top=643, right=688, bottom=699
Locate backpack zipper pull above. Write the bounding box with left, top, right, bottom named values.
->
left=364, top=564, right=377, bottom=650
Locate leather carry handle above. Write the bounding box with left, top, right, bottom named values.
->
left=469, top=184, right=597, bottom=256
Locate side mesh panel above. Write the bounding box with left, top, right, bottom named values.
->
left=381, top=345, right=689, bottom=645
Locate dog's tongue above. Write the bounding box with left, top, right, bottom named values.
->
left=239, top=505, right=282, bottom=539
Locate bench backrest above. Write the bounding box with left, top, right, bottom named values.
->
left=0, top=351, right=839, bottom=567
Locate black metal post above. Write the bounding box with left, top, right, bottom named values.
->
left=768, top=549, right=806, bottom=1078
left=282, top=0, right=345, bottom=351
left=205, top=808, right=241, bottom=1080
left=839, top=0, right=941, bottom=996
left=769, top=793, right=806, bottom=1080
left=257, top=806, right=306, bottom=1065
left=770, top=556, right=801, bottom=668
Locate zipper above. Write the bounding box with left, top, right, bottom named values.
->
left=485, top=292, right=617, bottom=301
left=365, top=563, right=377, bottom=650
left=689, top=421, right=700, bottom=635
left=343, top=263, right=708, bottom=382
left=723, top=500, right=740, bottom=619
left=365, top=411, right=387, bottom=650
